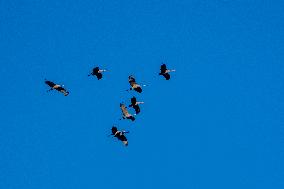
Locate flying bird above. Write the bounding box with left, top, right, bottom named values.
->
left=88, top=66, right=107, bottom=80
left=159, top=63, right=175, bottom=80
left=110, top=126, right=129, bottom=146
left=45, top=79, right=69, bottom=96
left=120, top=103, right=135, bottom=121
left=128, top=75, right=143, bottom=93
left=129, top=96, right=144, bottom=114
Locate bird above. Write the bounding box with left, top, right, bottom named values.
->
left=88, top=66, right=107, bottom=80
left=159, top=63, right=175, bottom=80
left=128, top=75, right=142, bottom=93
left=111, top=126, right=129, bottom=146
left=120, top=103, right=135, bottom=121
left=129, top=96, right=144, bottom=114
left=45, top=79, right=69, bottom=96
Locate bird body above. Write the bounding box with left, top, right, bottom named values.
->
left=45, top=80, right=69, bottom=96
left=128, top=75, right=142, bottom=93
left=111, top=126, right=128, bottom=146
left=89, top=66, right=107, bottom=80
left=129, top=96, right=144, bottom=114
left=159, top=64, right=175, bottom=80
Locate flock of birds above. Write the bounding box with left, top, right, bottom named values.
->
left=45, top=63, right=176, bottom=146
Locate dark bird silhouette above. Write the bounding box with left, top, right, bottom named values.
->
left=111, top=126, right=129, bottom=146
left=159, top=64, right=175, bottom=80
left=120, top=103, right=135, bottom=121
left=88, top=66, right=107, bottom=80
left=128, top=75, right=143, bottom=93
left=45, top=79, right=69, bottom=96
left=129, top=96, right=144, bottom=114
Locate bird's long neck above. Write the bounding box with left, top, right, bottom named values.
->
left=166, top=69, right=176, bottom=73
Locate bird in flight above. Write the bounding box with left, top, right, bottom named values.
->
left=128, top=75, right=143, bottom=93
left=159, top=63, right=175, bottom=80
left=120, top=103, right=135, bottom=121
left=88, top=66, right=107, bottom=80
left=110, top=126, right=129, bottom=146
left=45, top=79, right=69, bottom=96
left=129, top=96, right=144, bottom=115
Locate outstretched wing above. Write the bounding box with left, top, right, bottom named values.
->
left=96, top=72, right=103, bottom=80
left=128, top=75, right=136, bottom=83
left=133, top=105, right=140, bottom=114
left=92, top=67, right=99, bottom=74
left=160, top=64, right=167, bottom=73
left=120, top=104, right=128, bottom=116
left=118, top=135, right=128, bottom=146
left=55, top=86, right=69, bottom=96
left=120, top=103, right=135, bottom=120
left=133, top=85, right=142, bottom=93
left=117, top=134, right=127, bottom=142
left=131, top=97, right=137, bottom=105
left=45, top=80, right=56, bottom=88
left=163, top=73, right=170, bottom=80
left=55, top=86, right=64, bottom=91
left=111, top=126, right=118, bottom=135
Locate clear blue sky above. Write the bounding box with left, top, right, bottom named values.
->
left=0, top=0, right=283, bottom=188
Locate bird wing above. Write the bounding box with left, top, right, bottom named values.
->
left=131, top=97, right=137, bottom=105
left=96, top=73, right=103, bottom=79
left=45, top=80, right=56, bottom=88
left=132, top=83, right=141, bottom=88
left=160, top=64, right=167, bottom=73
left=55, top=86, right=69, bottom=96
left=112, top=127, right=118, bottom=134
left=133, top=85, right=142, bottom=93
left=128, top=76, right=136, bottom=83
left=121, top=104, right=130, bottom=116
left=133, top=105, right=140, bottom=114
left=55, top=86, right=66, bottom=91
left=130, top=81, right=136, bottom=87
left=93, top=67, right=99, bottom=73
left=117, top=134, right=127, bottom=142
left=163, top=73, right=170, bottom=80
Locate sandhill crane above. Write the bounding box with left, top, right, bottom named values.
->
left=45, top=80, right=69, bottom=96
left=111, top=126, right=129, bottom=146
left=120, top=103, right=135, bottom=121
left=129, top=96, right=144, bottom=114
left=88, top=66, right=107, bottom=80
left=128, top=75, right=143, bottom=93
left=159, top=64, right=175, bottom=80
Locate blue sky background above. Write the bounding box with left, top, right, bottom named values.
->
left=0, top=0, right=283, bottom=188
